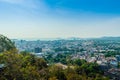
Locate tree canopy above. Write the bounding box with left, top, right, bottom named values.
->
left=0, top=34, right=15, bottom=52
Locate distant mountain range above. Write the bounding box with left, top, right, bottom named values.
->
left=11, top=36, right=120, bottom=41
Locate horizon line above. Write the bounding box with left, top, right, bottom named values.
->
left=10, top=36, right=120, bottom=40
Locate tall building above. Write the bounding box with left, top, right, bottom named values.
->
left=34, top=47, right=42, bottom=53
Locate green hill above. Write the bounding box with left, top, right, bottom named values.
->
left=0, top=34, right=15, bottom=52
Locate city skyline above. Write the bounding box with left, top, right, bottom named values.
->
left=0, top=0, right=120, bottom=38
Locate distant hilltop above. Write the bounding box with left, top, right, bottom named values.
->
left=99, top=37, right=120, bottom=40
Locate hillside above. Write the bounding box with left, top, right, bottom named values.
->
left=0, top=34, right=15, bottom=52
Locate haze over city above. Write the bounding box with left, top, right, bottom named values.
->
left=1, top=1, right=120, bottom=79
left=0, top=0, right=120, bottom=39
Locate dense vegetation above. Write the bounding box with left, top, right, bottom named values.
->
left=0, top=50, right=109, bottom=80
left=104, top=51, right=120, bottom=57
left=0, top=35, right=109, bottom=80
left=0, top=35, right=15, bottom=52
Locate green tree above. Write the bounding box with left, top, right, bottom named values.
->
left=0, top=49, right=48, bottom=80
left=49, top=65, right=67, bottom=80
left=0, top=35, right=15, bottom=52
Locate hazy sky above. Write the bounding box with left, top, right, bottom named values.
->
left=0, top=0, right=120, bottom=39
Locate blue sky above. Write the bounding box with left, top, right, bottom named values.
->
left=0, top=0, right=120, bottom=39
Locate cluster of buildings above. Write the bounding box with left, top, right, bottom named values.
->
left=14, top=39, right=120, bottom=63
left=14, top=38, right=120, bottom=79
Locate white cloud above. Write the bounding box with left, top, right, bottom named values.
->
left=0, top=0, right=25, bottom=4
left=0, top=0, right=39, bottom=9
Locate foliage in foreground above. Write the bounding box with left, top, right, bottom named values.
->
left=0, top=34, right=15, bottom=52
left=0, top=49, right=109, bottom=80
